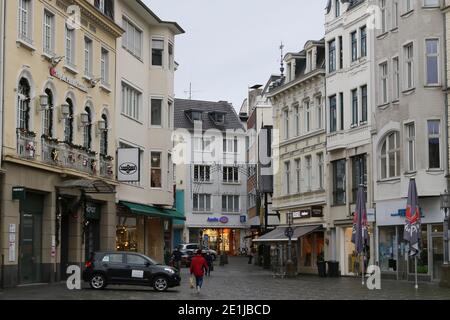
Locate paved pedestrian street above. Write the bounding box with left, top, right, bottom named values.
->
left=0, top=257, right=449, bottom=300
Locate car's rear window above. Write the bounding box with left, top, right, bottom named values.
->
left=187, top=245, right=198, bottom=250
left=102, top=254, right=123, bottom=263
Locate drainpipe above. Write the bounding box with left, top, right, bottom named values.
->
left=0, top=0, right=6, bottom=290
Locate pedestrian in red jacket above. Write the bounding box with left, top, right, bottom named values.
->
left=190, top=250, right=209, bottom=293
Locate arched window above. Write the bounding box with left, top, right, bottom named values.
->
left=83, top=106, right=92, bottom=149
left=380, top=131, right=400, bottom=179
left=43, top=88, right=54, bottom=137
left=17, top=77, right=31, bottom=130
left=100, top=113, right=108, bottom=155
left=64, top=98, right=74, bottom=143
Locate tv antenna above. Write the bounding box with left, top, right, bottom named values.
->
left=184, top=82, right=202, bottom=100
left=279, top=42, right=285, bottom=77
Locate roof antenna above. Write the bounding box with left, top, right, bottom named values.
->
left=279, top=42, right=285, bottom=77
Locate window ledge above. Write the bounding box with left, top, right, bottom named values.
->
left=82, top=75, right=93, bottom=82
left=100, top=83, right=112, bottom=93
left=426, top=169, right=444, bottom=174
left=378, top=177, right=401, bottom=184
left=194, top=180, right=213, bottom=184
left=392, top=99, right=400, bottom=105
left=402, top=88, right=416, bottom=95
left=378, top=102, right=390, bottom=109
left=193, top=211, right=213, bottom=215
left=223, top=181, right=241, bottom=185
left=424, top=84, right=441, bottom=89
left=401, top=10, right=414, bottom=18
left=42, top=52, right=56, bottom=60
left=377, top=32, right=389, bottom=40
left=331, top=204, right=346, bottom=208
left=120, top=113, right=143, bottom=125
left=390, top=27, right=399, bottom=33
left=16, top=38, right=36, bottom=52
left=404, top=171, right=417, bottom=176
left=63, top=64, right=79, bottom=75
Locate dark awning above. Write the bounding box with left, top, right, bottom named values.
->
left=57, top=179, right=115, bottom=194
left=253, top=225, right=322, bottom=243
left=119, top=201, right=186, bottom=221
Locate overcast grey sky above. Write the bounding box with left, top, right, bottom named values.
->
left=144, top=0, right=326, bottom=110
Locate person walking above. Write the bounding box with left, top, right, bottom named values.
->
left=248, top=247, right=255, bottom=264
left=190, top=249, right=209, bottom=293
left=205, top=252, right=213, bottom=276
left=172, top=247, right=182, bottom=271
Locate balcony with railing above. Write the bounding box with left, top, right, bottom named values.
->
left=60, top=143, right=97, bottom=175
left=17, top=129, right=37, bottom=160
left=100, top=154, right=114, bottom=179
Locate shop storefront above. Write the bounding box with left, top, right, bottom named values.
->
left=376, top=197, right=444, bottom=281
left=116, top=202, right=185, bottom=262
left=188, top=228, right=244, bottom=255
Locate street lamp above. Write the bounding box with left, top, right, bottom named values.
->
left=285, top=212, right=295, bottom=278
left=440, top=191, right=450, bottom=265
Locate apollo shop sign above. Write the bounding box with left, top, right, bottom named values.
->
left=49, top=67, right=88, bottom=92
left=207, top=216, right=229, bottom=224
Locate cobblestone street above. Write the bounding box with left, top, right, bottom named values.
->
left=0, top=257, right=449, bottom=300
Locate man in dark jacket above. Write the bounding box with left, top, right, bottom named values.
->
left=205, top=253, right=213, bottom=276
left=190, top=250, right=209, bottom=293
left=172, top=248, right=183, bottom=270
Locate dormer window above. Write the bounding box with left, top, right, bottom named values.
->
left=335, top=0, right=340, bottom=17
left=192, top=111, right=202, bottom=121
left=210, top=111, right=225, bottom=125
left=307, top=50, right=313, bottom=72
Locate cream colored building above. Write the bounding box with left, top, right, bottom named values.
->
left=261, top=40, right=328, bottom=274
left=113, top=1, right=184, bottom=263
left=0, top=0, right=122, bottom=287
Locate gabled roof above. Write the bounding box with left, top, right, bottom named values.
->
left=174, top=99, right=245, bottom=131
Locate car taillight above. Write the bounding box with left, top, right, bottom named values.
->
left=85, top=261, right=92, bottom=268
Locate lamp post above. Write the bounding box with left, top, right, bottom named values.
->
left=285, top=212, right=295, bottom=278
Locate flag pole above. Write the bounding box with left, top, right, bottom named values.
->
left=415, top=256, right=418, bottom=289
left=361, top=252, right=365, bottom=286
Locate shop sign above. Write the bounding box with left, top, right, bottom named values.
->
left=12, top=187, right=26, bottom=201
left=85, top=203, right=100, bottom=220
left=49, top=67, right=88, bottom=92
left=311, top=207, right=323, bottom=217
left=240, top=215, right=247, bottom=223
left=117, top=148, right=140, bottom=182
left=293, top=210, right=311, bottom=219
left=207, top=217, right=219, bottom=223
left=219, top=216, right=229, bottom=224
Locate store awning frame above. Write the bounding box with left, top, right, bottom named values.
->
left=119, top=201, right=186, bottom=221
left=57, top=179, right=115, bottom=194
left=252, top=225, right=323, bottom=243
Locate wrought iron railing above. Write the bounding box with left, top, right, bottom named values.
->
left=100, top=155, right=114, bottom=179
left=17, top=129, right=37, bottom=160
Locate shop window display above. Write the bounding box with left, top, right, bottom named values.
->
left=378, top=226, right=397, bottom=272
left=116, top=216, right=138, bottom=252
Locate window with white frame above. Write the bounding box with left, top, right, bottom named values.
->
left=284, top=161, right=291, bottom=195
left=193, top=194, right=211, bottom=212
left=404, top=0, right=414, bottom=13
left=83, top=106, right=92, bottom=150
left=335, top=0, right=340, bottom=17
left=223, top=166, right=239, bottom=183
left=101, top=48, right=109, bottom=86
left=305, top=155, right=312, bottom=191
left=392, top=1, right=399, bottom=29
left=43, top=10, right=55, bottom=55
left=168, top=100, right=173, bottom=128
left=121, top=83, right=141, bottom=121
left=18, top=0, right=32, bottom=43
left=393, top=57, right=400, bottom=100
left=65, top=24, right=76, bottom=67
left=428, top=120, right=441, bottom=169
left=17, top=78, right=31, bottom=130
left=295, top=159, right=301, bottom=193
left=361, top=85, right=368, bottom=123
left=351, top=88, right=358, bottom=126
left=168, top=42, right=174, bottom=70
left=194, top=165, right=211, bottom=182
left=222, top=195, right=240, bottom=213
left=380, top=62, right=388, bottom=104
left=195, top=137, right=211, bottom=152
left=423, top=0, right=440, bottom=7
left=380, top=0, right=387, bottom=33
left=318, top=153, right=324, bottom=190
left=329, top=95, right=337, bottom=133
left=152, top=39, right=164, bottom=66
left=43, top=88, right=54, bottom=137
left=425, top=39, right=439, bottom=85
left=151, top=152, right=162, bottom=188
left=294, top=105, right=300, bottom=136
left=151, top=99, right=162, bottom=126
left=351, top=31, right=358, bottom=62
left=380, top=132, right=400, bottom=179
left=316, top=96, right=323, bottom=129
left=305, top=100, right=311, bottom=133
left=328, top=39, right=336, bottom=73
left=360, top=26, right=367, bottom=58
left=283, top=108, right=289, bottom=139
left=405, top=122, right=415, bottom=172
left=404, top=43, right=414, bottom=90
left=84, top=37, right=93, bottom=77
left=223, top=137, right=238, bottom=153
left=168, top=154, right=173, bottom=188
left=122, top=18, right=142, bottom=58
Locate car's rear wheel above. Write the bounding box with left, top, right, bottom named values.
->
left=153, top=276, right=169, bottom=292
left=90, top=274, right=107, bottom=290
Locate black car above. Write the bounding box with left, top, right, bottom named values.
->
left=83, top=251, right=181, bottom=292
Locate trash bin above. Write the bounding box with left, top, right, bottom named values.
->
left=317, top=261, right=327, bottom=277
left=327, top=261, right=340, bottom=277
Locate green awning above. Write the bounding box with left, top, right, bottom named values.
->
left=119, top=201, right=186, bottom=221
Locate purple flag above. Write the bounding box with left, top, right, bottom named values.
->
left=404, top=179, right=421, bottom=257
left=352, top=185, right=368, bottom=254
